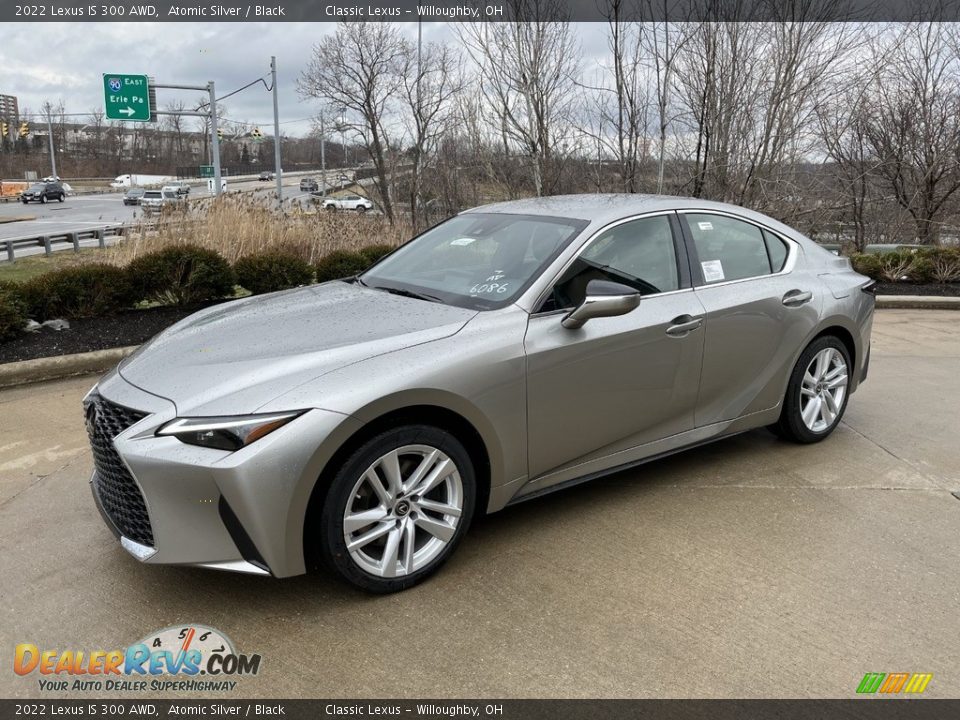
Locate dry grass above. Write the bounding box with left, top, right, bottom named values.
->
left=104, top=194, right=413, bottom=266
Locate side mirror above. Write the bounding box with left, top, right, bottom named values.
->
left=561, top=279, right=641, bottom=329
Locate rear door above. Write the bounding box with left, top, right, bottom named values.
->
left=680, top=211, right=821, bottom=426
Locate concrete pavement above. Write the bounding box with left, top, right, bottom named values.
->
left=0, top=309, right=958, bottom=699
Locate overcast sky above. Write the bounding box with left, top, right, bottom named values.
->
left=0, top=22, right=608, bottom=137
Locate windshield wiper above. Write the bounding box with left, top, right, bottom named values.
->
left=370, top=285, right=443, bottom=303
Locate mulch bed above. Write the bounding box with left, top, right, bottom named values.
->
left=875, top=282, right=960, bottom=297
left=0, top=302, right=226, bottom=365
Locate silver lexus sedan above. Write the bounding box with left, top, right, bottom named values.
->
left=83, top=195, right=874, bottom=592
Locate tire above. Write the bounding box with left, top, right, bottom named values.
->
left=58, top=193, right=64, bottom=202
left=21, top=198, right=28, bottom=204
left=317, top=424, right=476, bottom=593
left=356, top=206, right=367, bottom=213
left=772, top=336, right=852, bottom=444
left=40, top=195, right=46, bottom=204
left=325, top=204, right=336, bottom=212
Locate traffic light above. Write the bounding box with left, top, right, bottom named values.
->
left=1, top=121, right=8, bottom=138
left=251, top=126, right=262, bottom=140
left=19, top=122, right=29, bottom=138
left=217, top=127, right=224, bottom=142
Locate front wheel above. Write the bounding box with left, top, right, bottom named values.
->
left=40, top=195, right=46, bottom=204
left=317, top=425, right=476, bottom=593
left=772, top=336, right=851, bottom=443
left=356, top=206, right=367, bottom=213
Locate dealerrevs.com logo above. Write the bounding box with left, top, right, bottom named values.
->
left=14, top=624, right=262, bottom=693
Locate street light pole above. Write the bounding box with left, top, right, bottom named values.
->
left=271, top=56, right=283, bottom=209
left=208, top=81, right=222, bottom=197
left=46, top=107, right=57, bottom=178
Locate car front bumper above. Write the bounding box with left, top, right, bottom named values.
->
left=84, top=368, right=361, bottom=578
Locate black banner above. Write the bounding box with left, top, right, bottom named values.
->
left=5, top=0, right=960, bottom=23
left=2, top=700, right=960, bottom=720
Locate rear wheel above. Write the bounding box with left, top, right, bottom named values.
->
left=58, top=193, right=65, bottom=202
left=773, top=336, right=851, bottom=443
left=317, top=425, right=476, bottom=593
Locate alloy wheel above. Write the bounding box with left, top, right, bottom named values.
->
left=799, top=347, right=848, bottom=433
left=342, top=444, right=463, bottom=578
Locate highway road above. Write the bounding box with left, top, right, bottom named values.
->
left=0, top=173, right=341, bottom=260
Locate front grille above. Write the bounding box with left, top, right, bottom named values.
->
left=85, top=395, right=154, bottom=547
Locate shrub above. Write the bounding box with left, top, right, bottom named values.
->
left=18, top=264, right=135, bottom=320
left=849, top=253, right=882, bottom=281
left=360, top=243, right=396, bottom=265
left=314, top=250, right=368, bottom=283
left=918, top=247, right=960, bottom=283
left=234, top=252, right=314, bottom=295
left=127, top=244, right=235, bottom=306
left=876, top=250, right=929, bottom=283
left=0, top=281, right=27, bottom=341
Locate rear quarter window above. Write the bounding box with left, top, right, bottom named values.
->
left=686, top=214, right=773, bottom=284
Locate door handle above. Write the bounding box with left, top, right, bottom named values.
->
left=782, top=290, right=813, bottom=307
left=666, top=315, right=703, bottom=337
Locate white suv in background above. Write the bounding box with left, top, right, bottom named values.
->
left=322, top=194, right=373, bottom=213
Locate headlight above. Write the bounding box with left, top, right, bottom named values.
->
left=156, top=411, right=303, bottom=451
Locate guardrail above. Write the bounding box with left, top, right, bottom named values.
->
left=2, top=225, right=130, bottom=263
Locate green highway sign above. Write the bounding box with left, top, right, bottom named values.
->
left=103, top=74, right=151, bottom=122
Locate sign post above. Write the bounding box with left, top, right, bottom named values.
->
left=102, top=74, right=152, bottom=122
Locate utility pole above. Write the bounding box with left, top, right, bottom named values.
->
left=271, top=56, right=283, bottom=208
left=45, top=107, right=57, bottom=178
left=208, top=82, right=223, bottom=196
left=320, top=111, right=326, bottom=195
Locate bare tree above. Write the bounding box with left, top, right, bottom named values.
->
left=299, top=22, right=406, bottom=222
left=459, top=0, right=581, bottom=196
left=863, top=22, right=960, bottom=244
left=399, top=37, right=464, bottom=230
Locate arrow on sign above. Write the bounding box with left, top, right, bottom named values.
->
left=118, top=106, right=135, bottom=117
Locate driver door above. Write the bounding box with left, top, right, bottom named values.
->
left=523, top=213, right=706, bottom=485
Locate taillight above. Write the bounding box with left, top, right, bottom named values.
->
left=861, top=280, right=878, bottom=295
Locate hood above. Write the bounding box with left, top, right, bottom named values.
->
left=118, top=281, right=477, bottom=416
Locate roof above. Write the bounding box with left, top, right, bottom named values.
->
left=463, top=193, right=816, bottom=249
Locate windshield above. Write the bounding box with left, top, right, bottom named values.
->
left=360, top=213, right=586, bottom=310
left=27, top=184, right=44, bottom=191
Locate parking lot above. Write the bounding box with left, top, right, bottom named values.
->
left=1, top=309, right=958, bottom=699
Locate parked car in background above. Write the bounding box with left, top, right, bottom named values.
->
left=21, top=181, right=65, bottom=204
left=258, top=172, right=275, bottom=181
left=81, top=194, right=874, bottom=593
left=299, top=178, right=319, bottom=192
left=123, top=188, right=145, bottom=206
left=322, top=194, right=373, bottom=212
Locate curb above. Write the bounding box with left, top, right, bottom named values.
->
left=875, top=295, right=960, bottom=310
left=0, top=345, right=138, bottom=389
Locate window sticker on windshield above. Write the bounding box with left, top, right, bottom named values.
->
left=450, top=238, right=476, bottom=246
left=698, top=221, right=714, bottom=231
left=701, top=259, right=725, bottom=282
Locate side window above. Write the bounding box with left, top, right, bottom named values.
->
left=687, top=214, right=771, bottom=284
left=763, top=229, right=789, bottom=272
left=542, top=215, right=679, bottom=311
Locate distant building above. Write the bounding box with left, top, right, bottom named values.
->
left=0, top=93, right=19, bottom=122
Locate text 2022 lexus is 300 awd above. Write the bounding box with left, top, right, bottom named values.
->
left=83, top=195, right=874, bottom=592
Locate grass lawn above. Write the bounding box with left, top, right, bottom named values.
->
left=0, top=250, right=104, bottom=284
